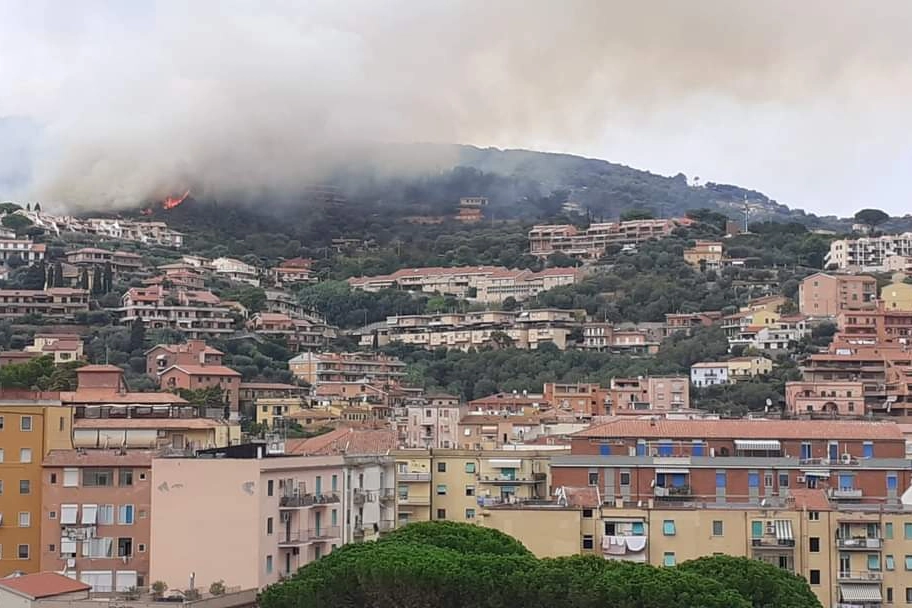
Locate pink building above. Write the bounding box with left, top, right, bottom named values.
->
left=785, top=380, right=867, bottom=417
left=150, top=447, right=346, bottom=590
left=404, top=394, right=464, bottom=448
left=40, top=449, right=154, bottom=592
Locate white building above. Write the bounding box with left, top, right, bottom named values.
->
left=690, top=362, right=729, bottom=387
left=826, top=233, right=912, bottom=271
left=211, top=257, right=260, bottom=286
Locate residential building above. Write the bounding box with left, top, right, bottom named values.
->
left=150, top=446, right=348, bottom=590
left=112, top=285, right=234, bottom=339
left=529, top=219, right=686, bottom=260
left=255, top=396, right=313, bottom=429
left=664, top=311, right=722, bottom=337
left=881, top=281, right=912, bottom=311
left=727, top=356, right=774, bottom=379
left=145, top=340, right=224, bottom=377
left=0, top=289, right=89, bottom=320
left=542, top=383, right=608, bottom=418
left=404, top=394, right=464, bottom=449
left=0, top=238, right=45, bottom=265
left=799, top=273, right=878, bottom=317
left=785, top=381, right=866, bottom=417
left=690, top=362, right=729, bottom=387
left=457, top=414, right=544, bottom=449
left=606, top=376, right=690, bottom=414
left=455, top=196, right=487, bottom=223
left=158, top=364, right=242, bottom=416
left=837, top=306, right=912, bottom=345
left=0, top=396, right=74, bottom=575
left=211, top=257, right=260, bottom=286
left=24, top=333, right=83, bottom=364
left=0, top=572, right=91, bottom=605
left=248, top=312, right=337, bottom=351
left=272, top=258, right=315, bottom=286
left=748, top=314, right=812, bottom=352
left=722, top=309, right=781, bottom=342
left=239, top=382, right=310, bottom=420
left=63, top=248, right=143, bottom=274
left=827, top=232, right=912, bottom=270
left=683, top=241, right=724, bottom=270
left=22, top=212, right=183, bottom=247
left=466, top=392, right=546, bottom=414
left=884, top=255, right=912, bottom=274
left=289, top=352, right=406, bottom=386
left=392, top=448, right=563, bottom=526
left=581, top=323, right=658, bottom=354
left=40, top=449, right=154, bottom=591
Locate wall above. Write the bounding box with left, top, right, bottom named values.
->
left=480, top=508, right=581, bottom=557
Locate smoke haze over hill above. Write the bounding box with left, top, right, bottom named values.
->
left=3, top=1, right=912, bottom=213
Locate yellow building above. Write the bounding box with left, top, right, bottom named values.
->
left=255, top=397, right=311, bottom=428
left=881, top=281, right=912, bottom=311
left=0, top=398, right=74, bottom=576
left=726, top=356, right=774, bottom=379
left=683, top=241, right=724, bottom=269
left=480, top=489, right=906, bottom=608
left=392, top=448, right=565, bottom=525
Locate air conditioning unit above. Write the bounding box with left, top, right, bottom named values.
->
left=796, top=476, right=806, bottom=483
left=280, top=512, right=291, bottom=523
left=841, top=453, right=852, bottom=464
left=765, top=523, right=776, bottom=535
left=649, top=448, right=658, bottom=456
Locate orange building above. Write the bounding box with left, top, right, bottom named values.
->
left=145, top=340, right=224, bottom=377
left=158, top=364, right=242, bottom=415
left=798, top=272, right=877, bottom=317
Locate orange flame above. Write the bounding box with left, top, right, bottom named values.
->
left=162, top=190, right=191, bottom=210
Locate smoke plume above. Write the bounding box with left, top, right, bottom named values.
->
left=2, top=0, right=912, bottom=212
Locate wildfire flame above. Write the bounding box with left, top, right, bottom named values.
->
left=162, top=190, right=191, bottom=210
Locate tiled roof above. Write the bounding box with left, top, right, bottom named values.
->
left=691, top=361, right=727, bottom=368
left=74, top=418, right=223, bottom=429
left=561, top=486, right=600, bottom=508
left=460, top=414, right=541, bottom=425
left=240, top=382, right=304, bottom=390
left=789, top=488, right=833, bottom=511
left=62, top=390, right=187, bottom=404
left=572, top=418, right=904, bottom=440
left=43, top=449, right=156, bottom=467
left=0, top=572, right=91, bottom=599
left=41, top=340, right=81, bottom=352
left=161, top=365, right=241, bottom=376
left=286, top=427, right=397, bottom=456
left=76, top=364, right=124, bottom=373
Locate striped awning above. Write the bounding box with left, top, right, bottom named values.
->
left=803, top=470, right=831, bottom=478
left=734, top=439, right=781, bottom=451
left=840, top=583, right=883, bottom=602
left=774, top=520, right=793, bottom=542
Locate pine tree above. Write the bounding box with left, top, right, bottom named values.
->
left=92, top=266, right=103, bottom=295
left=53, top=262, right=64, bottom=287
left=34, top=202, right=41, bottom=212
left=78, top=268, right=89, bottom=290
left=45, top=264, right=54, bottom=288
left=103, top=262, right=113, bottom=293
left=129, top=317, right=146, bottom=353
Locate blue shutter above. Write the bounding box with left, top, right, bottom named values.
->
left=692, top=443, right=704, bottom=456
left=716, top=472, right=726, bottom=488
left=599, top=444, right=611, bottom=456
left=748, top=473, right=760, bottom=488
left=863, top=443, right=874, bottom=458
left=636, top=442, right=646, bottom=456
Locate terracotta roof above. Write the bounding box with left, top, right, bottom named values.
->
left=41, top=340, right=81, bottom=352
left=43, top=449, right=155, bottom=467
left=460, top=414, right=541, bottom=425
left=147, top=343, right=224, bottom=356
left=77, top=364, right=124, bottom=373
left=286, top=427, right=397, bottom=456
left=0, top=572, right=91, bottom=599
left=789, top=489, right=833, bottom=511
left=161, top=365, right=241, bottom=376
left=62, top=390, right=187, bottom=405
left=256, top=312, right=293, bottom=322
left=35, top=333, right=82, bottom=340
left=572, top=419, right=904, bottom=440
left=287, top=409, right=338, bottom=420
left=74, top=418, right=223, bottom=430
left=240, top=382, right=304, bottom=390
left=561, top=486, right=600, bottom=508
left=691, top=361, right=727, bottom=368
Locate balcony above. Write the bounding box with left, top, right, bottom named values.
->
left=398, top=472, right=431, bottom=482
left=831, top=488, right=864, bottom=500
left=379, top=488, right=397, bottom=503
left=653, top=485, right=693, bottom=501
left=837, top=571, right=882, bottom=582
left=352, top=489, right=367, bottom=506
left=308, top=526, right=340, bottom=541
left=398, top=495, right=430, bottom=506
left=477, top=474, right=545, bottom=485
left=837, top=538, right=883, bottom=550
left=310, top=493, right=340, bottom=506
left=277, top=531, right=309, bottom=546
left=279, top=495, right=316, bottom=509
left=751, top=538, right=796, bottom=549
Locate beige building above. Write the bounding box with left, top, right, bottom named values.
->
left=529, top=219, right=682, bottom=260
left=726, top=356, right=774, bottom=379
left=881, top=281, right=912, bottom=311
left=683, top=241, right=724, bottom=270
left=798, top=273, right=877, bottom=317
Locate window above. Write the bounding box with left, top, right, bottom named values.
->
left=118, top=504, right=134, bottom=525
left=0, top=415, right=4, bottom=429
left=49, top=511, right=56, bottom=519
left=809, top=537, right=820, bottom=552
left=863, top=442, right=874, bottom=458
left=117, top=537, right=133, bottom=557
left=886, top=587, right=892, bottom=604
left=267, top=480, right=274, bottom=496
left=19, top=480, right=30, bottom=494
left=663, top=552, right=676, bottom=567
left=266, top=555, right=273, bottom=574
left=63, top=468, right=78, bottom=487
left=778, top=473, right=789, bottom=488
left=119, top=469, right=133, bottom=486
left=436, top=484, right=447, bottom=495
left=583, top=509, right=593, bottom=519
left=907, top=588, right=912, bottom=603
left=582, top=535, right=594, bottom=550
left=18, top=512, right=30, bottom=527
left=905, top=523, right=912, bottom=540
left=662, top=520, right=676, bottom=536
left=886, top=555, right=896, bottom=570
left=748, top=472, right=760, bottom=488
left=17, top=544, right=29, bottom=559
left=19, top=448, right=32, bottom=463
left=619, top=472, right=631, bottom=486
left=436, top=508, right=446, bottom=519
left=886, top=523, right=894, bottom=539
left=83, top=468, right=114, bottom=487
left=49, top=544, right=56, bottom=553
left=588, top=472, right=598, bottom=486
left=50, top=473, right=57, bottom=484
left=331, top=475, right=338, bottom=491
left=808, top=511, right=819, bottom=521
left=712, top=520, right=723, bottom=536
left=888, top=475, right=898, bottom=491
left=465, top=508, right=475, bottom=520
left=465, top=486, right=475, bottom=497
left=138, top=544, right=146, bottom=553
left=751, top=521, right=763, bottom=538
left=20, top=416, right=32, bottom=431
left=60, top=504, right=78, bottom=525
left=97, top=504, right=114, bottom=525
left=716, top=472, right=726, bottom=488
left=809, top=570, right=820, bottom=585
left=464, top=462, right=476, bottom=473
left=868, top=554, right=881, bottom=571
left=764, top=473, right=773, bottom=488
left=0, top=448, right=4, bottom=462
left=437, top=462, right=446, bottom=473
left=266, top=517, right=273, bottom=535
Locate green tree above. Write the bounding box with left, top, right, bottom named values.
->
left=679, top=555, right=822, bottom=608
left=620, top=207, right=655, bottom=221
left=6, top=253, right=24, bottom=270
left=53, top=262, right=64, bottom=288
left=129, top=318, right=146, bottom=353
left=102, top=262, right=114, bottom=293
left=1, top=213, right=33, bottom=233
left=853, top=208, right=890, bottom=233
left=92, top=266, right=103, bottom=295
left=78, top=267, right=90, bottom=290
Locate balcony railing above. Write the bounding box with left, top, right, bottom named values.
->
left=831, top=488, right=864, bottom=499
left=477, top=474, right=544, bottom=484
left=379, top=488, right=397, bottom=502
left=837, top=537, right=882, bottom=550
left=280, top=495, right=316, bottom=508
left=837, top=570, right=882, bottom=582
left=654, top=485, right=693, bottom=501
left=398, top=472, right=431, bottom=482
left=308, top=526, right=340, bottom=541
left=277, top=531, right=309, bottom=545
left=353, top=489, right=367, bottom=506
left=310, top=493, right=340, bottom=505
left=398, top=495, right=430, bottom=506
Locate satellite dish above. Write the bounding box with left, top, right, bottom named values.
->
left=765, top=399, right=772, bottom=407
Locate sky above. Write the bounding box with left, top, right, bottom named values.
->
left=2, top=0, right=912, bottom=215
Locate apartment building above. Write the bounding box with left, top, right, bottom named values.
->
left=553, top=419, right=910, bottom=509
left=288, top=352, right=406, bottom=386
left=64, top=248, right=143, bottom=274
left=403, top=394, right=464, bottom=449
left=0, top=238, right=45, bottom=264
left=881, top=281, right=912, bottom=311
left=0, top=396, right=74, bottom=576
left=239, top=382, right=309, bottom=418
left=455, top=196, right=487, bottom=223
left=827, top=232, right=912, bottom=271
left=479, top=489, right=912, bottom=608
left=683, top=241, right=724, bottom=270
left=581, top=323, right=658, bottom=354
left=145, top=340, right=224, bottom=377
left=272, top=258, right=315, bottom=287
left=392, top=448, right=564, bottom=526
left=0, top=289, right=89, bottom=320
left=457, top=414, right=545, bottom=449
left=664, top=311, right=722, bottom=337
left=542, top=383, right=608, bottom=418
left=690, top=362, right=729, bottom=387
left=606, top=376, right=690, bottom=414
left=799, top=273, right=878, bottom=317
left=211, top=257, right=260, bottom=286
left=838, top=305, right=912, bottom=345
left=113, top=285, right=234, bottom=339
left=248, top=312, right=337, bottom=351
left=158, top=364, right=242, bottom=416
left=151, top=446, right=348, bottom=591
left=692, top=357, right=773, bottom=387
left=785, top=381, right=867, bottom=417
left=24, top=333, right=84, bottom=364
left=40, top=449, right=154, bottom=592
left=529, top=218, right=684, bottom=260
left=23, top=212, right=184, bottom=247
left=747, top=315, right=812, bottom=352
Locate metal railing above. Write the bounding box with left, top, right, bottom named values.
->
left=837, top=570, right=883, bottom=581
left=398, top=472, right=431, bottom=482
left=837, top=537, right=882, bottom=550
left=277, top=531, right=309, bottom=545
left=308, top=526, right=341, bottom=540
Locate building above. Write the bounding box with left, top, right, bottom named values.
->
left=40, top=449, right=154, bottom=591
left=272, top=258, right=315, bottom=287
left=64, top=248, right=143, bottom=274
left=542, top=383, right=608, bottom=418
left=150, top=447, right=348, bottom=590
left=690, top=362, right=729, bottom=387
left=289, top=352, right=406, bottom=386
left=0, top=572, right=91, bottom=605
left=247, top=312, right=337, bottom=351
left=664, top=311, right=722, bottom=337
left=158, top=364, right=242, bottom=416
left=0, top=289, right=89, bottom=320
left=403, top=394, right=464, bottom=449
left=529, top=219, right=685, bottom=260
left=239, top=382, right=310, bottom=420
left=144, top=340, right=224, bottom=377
left=785, top=381, right=867, bottom=417
left=392, top=448, right=564, bottom=526
left=727, top=356, right=774, bottom=379
left=22, top=211, right=184, bottom=248
left=881, top=281, right=912, bottom=311
left=798, top=273, right=878, bottom=317
left=24, top=333, right=83, bottom=364
left=113, top=285, right=234, bottom=339
left=581, top=323, right=658, bottom=354
left=683, top=241, right=724, bottom=270
left=0, top=396, right=74, bottom=576
left=456, top=414, right=544, bottom=449
left=455, top=196, right=487, bottom=223
left=827, top=232, right=912, bottom=271
left=0, top=238, right=46, bottom=265
left=211, top=257, right=260, bottom=286
left=837, top=306, right=912, bottom=345
left=607, top=376, right=690, bottom=414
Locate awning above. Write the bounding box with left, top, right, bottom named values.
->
left=734, top=439, right=781, bottom=451
left=655, top=468, right=690, bottom=474
left=774, top=520, right=793, bottom=542
left=803, top=470, right=830, bottom=478
left=488, top=459, right=521, bottom=468
left=840, top=583, right=883, bottom=602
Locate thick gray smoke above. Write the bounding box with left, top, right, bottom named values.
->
left=3, top=0, right=912, bottom=212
